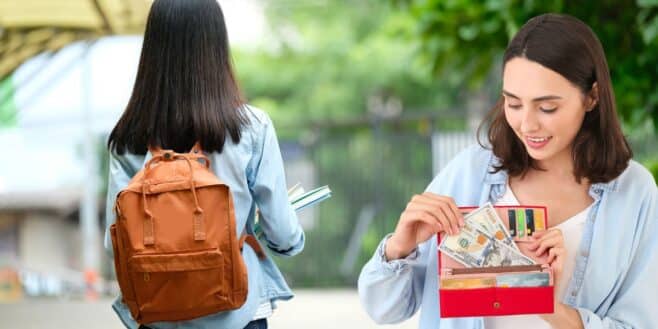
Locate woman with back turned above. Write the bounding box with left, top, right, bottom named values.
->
left=105, top=1, right=304, bottom=328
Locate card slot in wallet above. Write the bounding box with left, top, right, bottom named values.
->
left=441, top=264, right=553, bottom=288
left=448, top=264, right=544, bottom=275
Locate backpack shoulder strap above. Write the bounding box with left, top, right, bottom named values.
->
left=239, top=234, right=266, bottom=259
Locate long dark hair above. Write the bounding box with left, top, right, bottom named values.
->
left=478, top=13, right=632, bottom=184
left=108, top=0, right=248, bottom=155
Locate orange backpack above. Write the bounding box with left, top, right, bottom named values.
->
left=109, top=144, right=264, bottom=324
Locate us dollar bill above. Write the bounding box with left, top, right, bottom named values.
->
left=466, top=202, right=519, bottom=251
left=439, top=219, right=536, bottom=268
left=438, top=224, right=496, bottom=267
left=480, top=238, right=536, bottom=267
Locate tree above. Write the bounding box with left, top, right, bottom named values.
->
left=392, top=0, right=658, bottom=133
left=233, top=0, right=466, bottom=134
left=232, top=0, right=459, bottom=286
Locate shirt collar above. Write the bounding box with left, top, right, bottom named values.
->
left=483, top=153, right=507, bottom=185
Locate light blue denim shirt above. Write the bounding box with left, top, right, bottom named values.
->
left=358, top=145, right=658, bottom=329
left=103, top=106, right=305, bottom=329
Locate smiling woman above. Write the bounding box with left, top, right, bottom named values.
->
left=485, top=14, right=631, bottom=185
left=358, top=13, right=658, bottom=329
left=499, top=58, right=598, bottom=175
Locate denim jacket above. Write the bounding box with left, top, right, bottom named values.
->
left=103, top=106, right=305, bottom=329
left=358, top=145, right=658, bottom=329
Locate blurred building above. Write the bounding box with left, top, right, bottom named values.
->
left=0, top=0, right=149, bottom=299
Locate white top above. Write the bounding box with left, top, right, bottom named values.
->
left=252, top=300, right=273, bottom=320
left=484, top=183, right=591, bottom=328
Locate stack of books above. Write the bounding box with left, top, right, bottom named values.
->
left=287, top=183, right=332, bottom=212
left=254, top=183, right=331, bottom=238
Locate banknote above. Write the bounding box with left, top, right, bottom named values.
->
left=496, top=272, right=550, bottom=287
left=480, top=239, right=536, bottom=267
left=466, top=203, right=518, bottom=251
left=441, top=277, right=496, bottom=290
left=440, top=203, right=537, bottom=267
left=439, top=223, right=536, bottom=268
left=439, top=224, right=496, bottom=267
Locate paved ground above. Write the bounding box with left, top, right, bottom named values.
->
left=0, top=289, right=418, bottom=329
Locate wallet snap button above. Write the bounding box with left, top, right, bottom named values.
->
left=493, top=301, right=501, bottom=309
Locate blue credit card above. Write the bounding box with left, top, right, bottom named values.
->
left=496, top=272, right=550, bottom=287
left=525, top=209, right=535, bottom=236
left=508, top=209, right=516, bottom=236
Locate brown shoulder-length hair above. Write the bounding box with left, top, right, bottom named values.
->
left=108, top=0, right=248, bottom=155
left=478, top=13, right=632, bottom=184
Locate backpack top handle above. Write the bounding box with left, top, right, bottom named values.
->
left=140, top=146, right=208, bottom=246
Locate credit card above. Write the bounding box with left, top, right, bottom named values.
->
left=516, top=209, right=526, bottom=238
left=496, top=272, right=550, bottom=287
left=508, top=209, right=516, bottom=237
left=534, top=209, right=546, bottom=231
left=441, top=277, right=496, bottom=289
left=525, top=208, right=535, bottom=236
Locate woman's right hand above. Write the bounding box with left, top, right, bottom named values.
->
left=385, top=192, right=464, bottom=260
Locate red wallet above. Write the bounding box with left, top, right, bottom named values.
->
left=437, top=205, right=555, bottom=317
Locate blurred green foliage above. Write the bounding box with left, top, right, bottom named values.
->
left=391, top=0, right=658, bottom=134
left=648, top=159, right=658, bottom=178
left=232, top=1, right=453, bottom=286
left=274, top=130, right=434, bottom=286
left=233, top=0, right=466, bottom=136
left=0, top=77, right=17, bottom=128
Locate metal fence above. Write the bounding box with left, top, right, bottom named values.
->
left=276, top=117, right=452, bottom=287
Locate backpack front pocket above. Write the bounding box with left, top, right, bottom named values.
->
left=128, top=249, right=225, bottom=314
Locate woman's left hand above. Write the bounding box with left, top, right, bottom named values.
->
left=529, top=229, right=584, bottom=328
left=527, top=228, right=565, bottom=285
